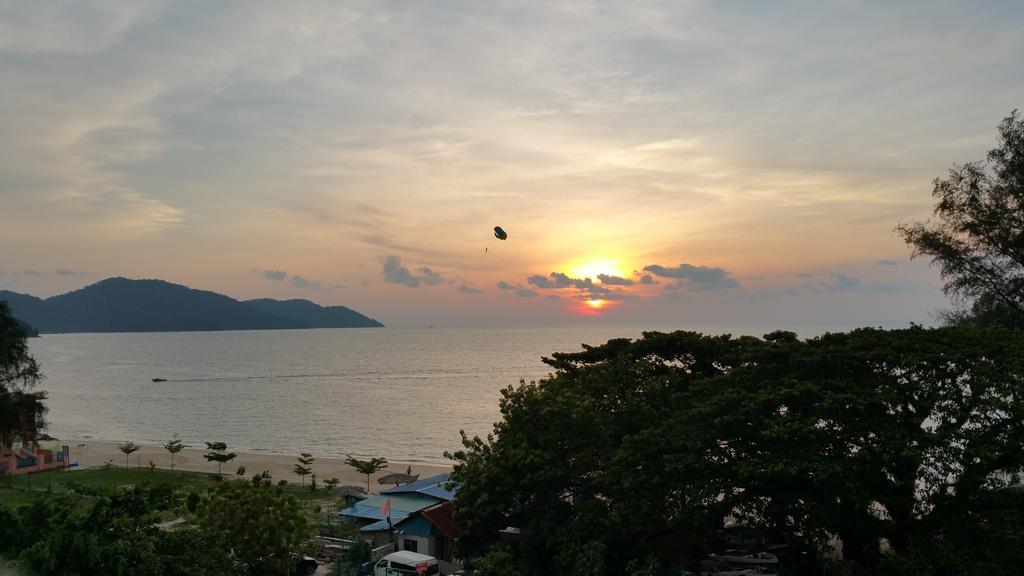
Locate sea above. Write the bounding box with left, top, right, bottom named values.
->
left=27, top=324, right=838, bottom=465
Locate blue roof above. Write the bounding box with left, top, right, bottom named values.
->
left=360, top=518, right=404, bottom=532
left=380, top=473, right=457, bottom=501
left=359, top=510, right=440, bottom=536
left=340, top=492, right=439, bottom=523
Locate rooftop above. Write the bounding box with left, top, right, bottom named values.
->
left=380, top=472, right=456, bottom=501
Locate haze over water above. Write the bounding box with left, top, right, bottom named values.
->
left=28, top=325, right=854, bottom=464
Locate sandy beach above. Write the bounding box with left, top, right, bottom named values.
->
left=58, top=436, right=452, bottom=492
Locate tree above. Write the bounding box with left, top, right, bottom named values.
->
left=162, top=434, right=185, bottom=470
left=197, top=482, right=314, bottom=575
left=0, top=484, right=226, bottom=576
left=0, top=301, right=47, bottom=451
left=203, top=441, right=237, bottom=477
left=898, top=110, right=1024, bottom=327
left=118, top=441, right=140, bottom=470
left=449, top=328, right=1024, bottom=575
left=294, top=452, right=314, bottom=486
left=344, top=455, right=388, bottom=494
left=470, top=548, right=523, bottom=576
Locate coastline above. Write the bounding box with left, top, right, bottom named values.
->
left=57, top=436, right=453, bottom=491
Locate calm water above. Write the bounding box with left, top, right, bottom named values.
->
left=28, top=325, right=822, bottom=464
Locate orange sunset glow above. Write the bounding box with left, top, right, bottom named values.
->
left=0, top=1, right=994, bottom=329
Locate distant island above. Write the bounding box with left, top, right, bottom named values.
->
left=0, top=277, right=383, bottom=333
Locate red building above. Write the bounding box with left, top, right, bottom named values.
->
left=0, top=442, right=70, bottom=476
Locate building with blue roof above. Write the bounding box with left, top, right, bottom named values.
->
left=339, top=473, right=460, bottom=564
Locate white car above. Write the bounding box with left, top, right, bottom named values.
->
left=361, top=550, right=441, bottom=576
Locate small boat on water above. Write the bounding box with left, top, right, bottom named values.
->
left=152, top=378, right=167, bottom=382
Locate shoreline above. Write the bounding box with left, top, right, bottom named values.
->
left=55, top=436, right=453, bottom=492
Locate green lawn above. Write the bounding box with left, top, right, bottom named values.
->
left=2, top=466, right=336, bottom=512
left=4, top=466, right=213, bottom=496
left=0, top=485, right=44, bottom=508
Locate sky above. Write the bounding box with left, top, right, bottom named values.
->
left=1, top=1, right=1022, bottom=329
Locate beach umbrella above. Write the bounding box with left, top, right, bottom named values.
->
left=378, top=472, right=419, bottom=486
left=329, top=485, right=367, bottom=498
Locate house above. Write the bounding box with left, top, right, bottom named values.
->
left=0, top=442, right=69, bottom=476
left=340, top=473, right=461, bottom=568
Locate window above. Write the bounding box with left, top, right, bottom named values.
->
left=403, top=539, right=419, bottom=553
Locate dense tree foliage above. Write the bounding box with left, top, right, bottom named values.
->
left=449, top=327, right=1024, bottom=575
left=0, top=301, right=47, bottom=450
left=0, top=480, right=314, bottom=576
left=898, top=111, right=1024, bottom=327
left=197, top=482, right=313, bottom=575
left=0, top=484, right=223, bottom=576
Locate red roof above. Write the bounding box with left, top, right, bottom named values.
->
left=421, top=501, right=460, bottom=538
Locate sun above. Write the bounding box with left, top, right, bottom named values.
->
left=567, top=258, right=627, bottom=281
left=576, top=297, right=620, bottom=316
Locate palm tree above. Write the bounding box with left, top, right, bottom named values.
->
left=162, top=434, right=185, bottom=470
left=345, top=455, right=388, bottom=494
left=118, top=441, right=140, bottom=470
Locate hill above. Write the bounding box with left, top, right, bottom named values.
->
left=0, top=277, right=383, bottom=333
left=244, top=298, right=383, bottom=328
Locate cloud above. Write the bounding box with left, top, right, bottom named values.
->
left=576, top=290, right=638, bottom=302
left=639, top=274, right=657, bottom=285
left=291, top=275, right=320, bottom=289
left=795, top=272, right=816, bottom=278
left=806, top=272, right=904, bottom=294
left=418, top=267, right=445, bottom=286
left=527, top=272, right=580, bottom=289
left=526, top=274, right=558, bottom=289
left=643, top=263, right=739, bottom=291
left=378, top=255, right=450, bottom=288
left=458, top=283, right=482, bottom=294
left=525, top=271, right=633, bottom=299
left=875, top=259, right=898, bottom=266
left=379, top=255, right=422, bottom=288
left=22, top=269, right=43, bottom=276
left=597, top=273, right=633, bottom=286
left=55, top=268, right=88, bottom=276
left=528, top=272, right=600, bottom=291
left=497, top=281, right=537, bottom=298
left=256, top=269, right=287, bottom=282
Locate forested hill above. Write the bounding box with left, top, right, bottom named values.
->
left=0, top=277, right=383, bottom=333
left=243, top=298, right=383, bottom=328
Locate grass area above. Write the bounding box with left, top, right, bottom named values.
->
left=3, top=466, right=213, bottom=496
left=2, top=466, right=339, bottom=515
left=0, top=485, right=43, bottom=508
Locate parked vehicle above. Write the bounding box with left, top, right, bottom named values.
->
left=359, top=550, right=440, bottom=575
left=707, top=551, right=778, bottom=565
left=294, top=555, right=318, bottom=575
